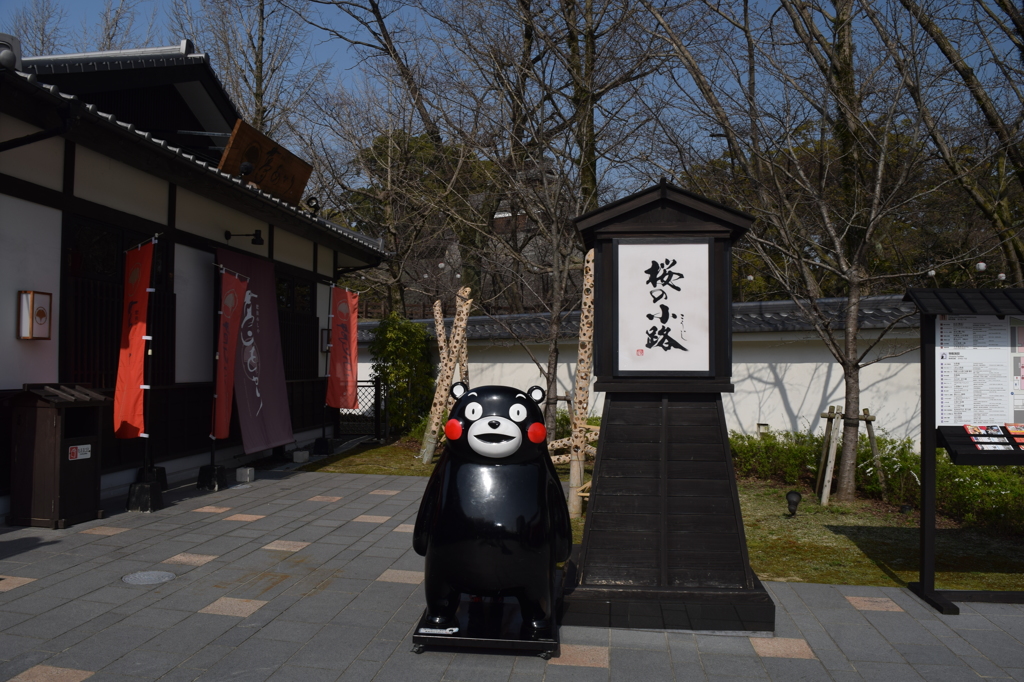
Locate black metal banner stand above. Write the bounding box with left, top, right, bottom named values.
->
left=127, top=238, right=165, bottom=513
left=198, top=268, right=228, bottom=491
left=560, top=181, right=774, bottom=632
left=904, top=289, right=1024, bottom=614
left=314, top=295, right=333, bottom=456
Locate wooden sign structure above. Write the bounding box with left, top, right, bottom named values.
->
left=903, top=288, right=1024, bottom=615
left=218, top=119, right=313, bottom=205
left=561, top=179, right=774, bottom=632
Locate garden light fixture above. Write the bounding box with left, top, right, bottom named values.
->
left=786, top=490, right=802, bottom=516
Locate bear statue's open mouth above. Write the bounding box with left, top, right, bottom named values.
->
left=475, top=433, right=513, bottom=443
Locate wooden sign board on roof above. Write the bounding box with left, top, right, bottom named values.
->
left=217, top=119, right=312, bottom=205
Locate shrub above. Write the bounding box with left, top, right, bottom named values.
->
left=729, top=428, right=1024, bottom=534
left=369, top=313, right=434, bottom=434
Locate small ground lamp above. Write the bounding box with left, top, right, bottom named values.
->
left=786, top=490, right=802, bottom=516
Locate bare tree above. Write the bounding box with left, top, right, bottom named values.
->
left=639, top=0, right=998, bottom=501
left=3, top=0, right=69, bottom=56
left=169, top=0, right=329, bottom=143
left=77, top=0, right=158, bottom=52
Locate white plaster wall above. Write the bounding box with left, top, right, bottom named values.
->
left=318, top=245, right=334, bottom=277
left=174, top=244, right=215, bottom=383
left=726, top=332, right=921, bottom=441
left=176, top=187, right=269, bottom=258
left=74, top=145, right=167, bottom=224
left=0, top=195, right=62, bottom=390
left=0, top=113, right=63, bottom=191
left=275, top=228, right=313, bottom=270
left=317, top=283, right=330, bottom=377
left=356, top=330, right=923, bottom=441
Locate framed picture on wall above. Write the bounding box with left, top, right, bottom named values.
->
left=612, top=239, right=713, bottom=376
left=18, top=291, right=52, bottom=340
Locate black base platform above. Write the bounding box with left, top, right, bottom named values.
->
left=411, top=596, right=559, bottom=658
left=196, top=465, right=230, bottom=491
left=561, top=555, right=774, bottom=631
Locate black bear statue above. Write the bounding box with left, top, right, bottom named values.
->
left=413, top=382, right=572, bottom=640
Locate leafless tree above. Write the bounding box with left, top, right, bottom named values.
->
left=77, top=0, right=158, bottom=52
left=639, top=0, right=1000, bottom=501
left=3, top=0, right=69, bottom=56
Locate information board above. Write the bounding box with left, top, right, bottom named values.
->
left=935, top=314, right=1024, bottom=426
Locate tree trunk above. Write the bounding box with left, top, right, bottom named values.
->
left=835, top=285, right=861, bottom=501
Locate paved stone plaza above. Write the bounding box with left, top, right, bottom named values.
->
left=0, top=471, right=1022, bottom=681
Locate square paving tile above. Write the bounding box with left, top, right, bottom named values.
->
left=223, top=514, right=265, bottom=522
left=162, top=553, right=218, bottom=566
left=550, top=645, right=610, bottom=668
left=79, top=527, right=126, bottom=536
left=393, top=524, right=415, bottom=533
left=750, top=637, right=816, bottom=659
left=11, top=665, right=94, bottom=681
left=198, top=597, right=267, bottom=617
left=309, top=496, right=342, bottom=502
left=370, top=490, right=400, bottom=495
left=847, top=596, right=903, bottom=612
left=353, top=515, right=391, bottom=523
left=376, top=569, right=423, bottom=584
left=0, top=576, right=37, bottom=592
left=263, top=541, right=311, bottom=552
left=193, top=506, right=231, bottom=513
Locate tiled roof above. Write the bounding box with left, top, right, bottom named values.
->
left=357, top=295, right=920, bottom=343
left=2, top=64, right=387, bottom=259
left=904, top=289, right=1024, bottom=316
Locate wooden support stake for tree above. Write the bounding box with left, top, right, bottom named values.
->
left=420, top=287, right=472, bottom=464
left=568, top=250, right=595, bottom=519
left=863, top=407, right=886, bottom=501
left=815, top=406, right=836, bottom=497
left=820, top=406, right=842, bottom=506
left=433, top=300, right=448, bottom=361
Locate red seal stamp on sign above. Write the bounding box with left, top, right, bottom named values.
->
left=636, top=349, right=644, bottom=356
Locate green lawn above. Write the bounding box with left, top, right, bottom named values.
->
left=301, top=438, right=1024, bottom=590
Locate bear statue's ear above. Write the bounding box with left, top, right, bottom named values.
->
left=527, top=386, right=545, bottom=404
left=450, top=382, right=468, bottom=399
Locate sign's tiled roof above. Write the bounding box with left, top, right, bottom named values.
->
left=357, top=295, right=919, bottom=343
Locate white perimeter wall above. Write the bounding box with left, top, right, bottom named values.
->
left=357, top=330, right=922, bottom=442
left=0, top=195, right=62, bottom=390
left=175, top=244, right=215, bottom=383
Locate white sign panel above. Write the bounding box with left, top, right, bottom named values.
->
left=68, top=444, right=91, bottom=460
left=616, top=240, right=711, bottom=374
left=935, top=314, right=1024, bottom=426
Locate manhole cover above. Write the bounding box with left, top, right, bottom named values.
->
left=122, top=571, right=175, bottom=585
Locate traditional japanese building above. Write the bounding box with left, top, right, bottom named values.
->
left=0, top=37, right=387, bottom=511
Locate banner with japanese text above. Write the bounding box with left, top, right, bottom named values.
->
left=215, top=249, right=293, bottom=453
left=211, top=269, right=249, bottom=439
left=326, top=287, right=359, bottom=409
left=113, top=240, right=154, bottom=438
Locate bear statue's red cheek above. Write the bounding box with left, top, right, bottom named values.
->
left=445, top=419, right=463, bottom=440
left=528, top=422, right=546, bottom=443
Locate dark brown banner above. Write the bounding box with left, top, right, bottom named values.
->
left=211, top=268, right=249, bottom=439
left=114, top=240, right=154, bottom=439
left=216, top=249, right=293, bottom=454
left=326, top=287, right=359, bottom=409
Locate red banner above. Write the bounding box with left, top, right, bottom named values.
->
left=211, top=269, right=249, bottom=439
left=326, top=288, right=359, bottom=409
left=113, top=241, right=154, bottom=438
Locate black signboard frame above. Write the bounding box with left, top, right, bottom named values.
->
left=904, top=289, right=1024, bottom=614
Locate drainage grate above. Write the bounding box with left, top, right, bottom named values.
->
left=122, top=571, right=175, bottom=585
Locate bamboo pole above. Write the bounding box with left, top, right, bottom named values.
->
left=419, top=287, right=472, bottom=463
left=568, top=250, right=595, bottom=519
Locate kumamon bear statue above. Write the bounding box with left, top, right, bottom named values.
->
left=413, top=382, right=572, bottom=639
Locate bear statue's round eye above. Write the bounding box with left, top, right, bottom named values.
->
left=509, top=404, right=527, bottom=422
left=464, top=402, right=483, bottom=421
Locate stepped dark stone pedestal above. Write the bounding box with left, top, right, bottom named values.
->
left=561, top=396, right=774, bottom=632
